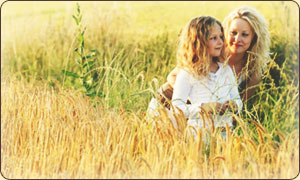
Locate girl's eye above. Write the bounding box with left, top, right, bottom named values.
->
left=230, top=31, right=237, bottom=35
left=242, top=33, right=249, bottom=37
left=210, top=37, right=217, bottom=40
left=220, top=36, right=224, bottom=40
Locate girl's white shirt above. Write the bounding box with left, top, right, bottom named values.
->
left=171, top=62, right=243, bottom=128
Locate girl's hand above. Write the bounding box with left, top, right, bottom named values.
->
left=201, top=101, right=238, bottom=115
left=201, top=102, right=227, bottom=115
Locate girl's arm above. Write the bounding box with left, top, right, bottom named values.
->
left=172, top=70, right=201, bottom=119
left=172, top=70, right=224, bottom=118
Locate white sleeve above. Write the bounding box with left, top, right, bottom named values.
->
left=227, top=67, right=243, bottom=113
left=171, top=70, right=202, bottom=118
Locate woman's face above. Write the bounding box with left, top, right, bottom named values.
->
left=208, top=23, right=224, bottom=57
left=227, top=18, right=254, bottom=55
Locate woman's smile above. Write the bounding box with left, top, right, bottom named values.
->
left=227, top=18, right=254, bottom=55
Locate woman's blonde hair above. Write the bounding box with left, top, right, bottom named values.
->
left=223, top=6, right=270, bottom=79
left=177, top=16, right=224, bottom=78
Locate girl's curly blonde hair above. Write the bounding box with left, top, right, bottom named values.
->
left=223, top=6, right=270, bottom=80
left=177, top=16, right=224, bottom=78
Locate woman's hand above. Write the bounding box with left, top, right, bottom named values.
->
left=167, top=67, right=180, bottom=88
left=223, top=100, right=238, bottom=113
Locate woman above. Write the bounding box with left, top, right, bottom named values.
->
left=158, top=6, right=270, bottom=107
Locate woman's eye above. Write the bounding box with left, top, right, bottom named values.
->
left=210, top=37, right=217, bottom=40
left=242, top=33, right=249, bottom=37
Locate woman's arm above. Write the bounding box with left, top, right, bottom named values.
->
left=167, top=67, right=180, bottom=88
left=242, top=73, right=261, bottom=102
left=228, top=67, right=243, bottom=113
left=158, top=67, right=180, bottom=103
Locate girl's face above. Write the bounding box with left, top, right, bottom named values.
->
left=208, top=23, right=224, bottom=57
left=227, top=18, right=254, bottom=55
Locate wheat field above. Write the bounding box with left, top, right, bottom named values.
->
left=1, top=1, right=299, bottom=179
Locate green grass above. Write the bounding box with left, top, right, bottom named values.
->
left=1, top=1, right=298, bottom=113
left=1, top=1, right=299, bottom=178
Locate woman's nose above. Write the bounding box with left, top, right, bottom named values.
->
left=235, top=34, right=241, bottom=42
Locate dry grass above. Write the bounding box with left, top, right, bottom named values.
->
left=1, top=76, right=298, bottom=179
left=1, top=1, right=299, bottom=179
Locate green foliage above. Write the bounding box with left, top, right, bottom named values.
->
left=62, top=3, right=102, bottom=99
left=60, top=4, right=178, bottom=110
left=240, top=37, right=299, bottom=140
left=2, top=2, right=298, bottom=138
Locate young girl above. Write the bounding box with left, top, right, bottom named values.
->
left=148, top=16, right=242, bottom=139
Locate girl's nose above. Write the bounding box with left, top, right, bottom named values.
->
left=218, top=37, right=224, bottom=45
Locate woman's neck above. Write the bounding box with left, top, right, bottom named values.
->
left=228, top=53, right=247, bottom=76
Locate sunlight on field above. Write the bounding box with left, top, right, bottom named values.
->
left=2, top=1, right=298, bottom=40
left=1, top=1, right=299, bottom=179
left=1, top=76, right=299, bottom=179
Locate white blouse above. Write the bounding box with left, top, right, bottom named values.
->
left=172, top=62, right=242, bottom=128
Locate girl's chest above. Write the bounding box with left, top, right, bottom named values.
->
left=189, top=76, right=231, bottom=102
